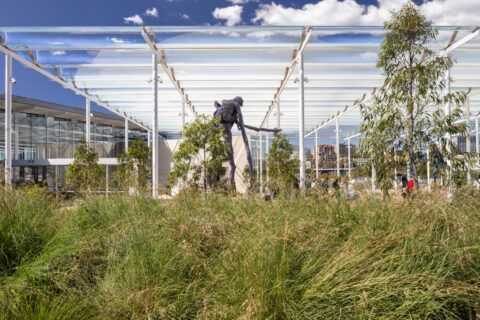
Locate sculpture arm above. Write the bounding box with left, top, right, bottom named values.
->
left=244, top=124, right=281, bottom=133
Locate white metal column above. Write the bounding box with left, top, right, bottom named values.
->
left=266, top=118, right=269, bottom=181
left=277, top=100, right=281, bottom=129
left=393, top=150, right=398, bottom=190
left=336, top=117, right=340, bottom=177
left=259, top=132, right=263, bottom=192
left=124, top=118, right=129, bottom=153
left=407, top=162, right=410, bottom=181
left=152, top=53, right=159, bottom=197
left=315, top=130, right=319, bottom=180
left=476, top=116, right=479, bottom=165
left=371, top=164, right=376, bottom=193
left=466, top=98, right=471, bottom=184
left=86, top=99, right=91, bottom=146
left=426, top=147, right=431, bottom=190
left=182, top=100, right=186, bottom=130
left=4, top=55, right=12, bottom=187
left=298, top=53, right=305, bottom=191
left=106, top=165, right=109, bottom=197
left=444, top=70, right=453, bottom=201
left=256, top=142, right=259, bottom=181
left=347, top=138, right=351, bottom=181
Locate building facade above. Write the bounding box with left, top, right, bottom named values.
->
left=1, top=94, right=148, bottom=191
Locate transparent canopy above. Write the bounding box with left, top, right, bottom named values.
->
left=1, top=26, right=478, bottom=140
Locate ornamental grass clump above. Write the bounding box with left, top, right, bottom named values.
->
left=0, top=189, right=479, bottom=319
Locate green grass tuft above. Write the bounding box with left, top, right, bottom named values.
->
left=1, top=189, right=479, bottom=319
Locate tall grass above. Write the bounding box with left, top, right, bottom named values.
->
left=0, top=189, right=479, bottom=319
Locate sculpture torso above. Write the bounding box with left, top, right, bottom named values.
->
left=213, top=99, right=239, bottom=123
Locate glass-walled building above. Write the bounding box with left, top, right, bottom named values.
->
left=0, top=94, right=148, bottom=190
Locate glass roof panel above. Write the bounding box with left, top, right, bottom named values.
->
left=0, top=25, right=478, bottom=137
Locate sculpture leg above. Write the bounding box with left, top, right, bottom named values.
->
left=239, top=126, right=254, bottom=187
left=223, top=124, right=236, bottom=187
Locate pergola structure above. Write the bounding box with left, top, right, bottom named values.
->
left=1, top=26, right=479, bottom=195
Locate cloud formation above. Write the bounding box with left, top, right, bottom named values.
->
left=145, top=7, right=159, bottom=17
left=228, top=0, right=254, bottom=4
left=123, top=14, right=144, bottom=25
left=252, top=0, right=479, bottom=26
left=212, top=5, right=243, bottom=26
left=181, top=14, right=190, bottom=20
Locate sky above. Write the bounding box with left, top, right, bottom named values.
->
left=0, top=0, right=478, bottom=142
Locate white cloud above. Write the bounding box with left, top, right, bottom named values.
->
left=52, top=50, right=66, bottom=55
left=123, top=14, right=144, bottom=25
left=252, top=0, right=479, bottom=26
left=181, top=14, right=190, bottom=20
left=420, top=0, right=479, bottom=25
left=110, top=37, right=125, bottom=43
left=145, top=7, right=159, bottom=17
left=212, top=5, right=243, bottom=26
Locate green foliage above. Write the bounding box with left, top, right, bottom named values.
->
left=358, top=3, right=469, bottom=195
left=1, top=190, right=480, bottom=318
left=168, top=115, right=228, bottom=190
left=266, top=133, right=299, bottom=191
left=114, top=137, right=151, bottom=192
left=65, top=142, right=105, bottom=193
left=0, top=186, right=56, bottom=276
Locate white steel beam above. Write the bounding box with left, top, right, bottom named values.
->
left=4, top=55, right=12, bottom=187
left=439, top=27, right=480, bottom=57
left=305, top=91, right=371, bottom=137
left=0, top=45, right=149, bottom=131
left=141, top=27, right=198, bottom=118
left=260, top=26, right=313, bottom=129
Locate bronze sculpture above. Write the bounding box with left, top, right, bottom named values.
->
left=213, top=96, right=280, bottom=189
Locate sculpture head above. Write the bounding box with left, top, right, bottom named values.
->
left=233, top=96, right=244, bottom=106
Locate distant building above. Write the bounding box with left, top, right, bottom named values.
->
left=311, top=143, right=355, bottom=168
left=454, top=136, right=477, bottom=153
left=335, top=143, right=349, bottom=157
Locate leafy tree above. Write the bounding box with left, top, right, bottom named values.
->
left=266, top=133, right=299, bottom=191
left=114, top=137, right=151, bottom=192
left=168, top=115, right=228, bottom=190
left=358, top=3, right=468, bottom=196
left=66, top=142, right=105, bottom=194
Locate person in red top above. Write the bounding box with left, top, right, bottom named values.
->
left=406, top=178, right=415, bottom=197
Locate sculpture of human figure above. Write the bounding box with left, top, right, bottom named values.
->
left=213, top=96, right=280, bottom=189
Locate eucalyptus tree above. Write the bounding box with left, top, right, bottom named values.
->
left=266, top=133, right=299, bottom=192
left=358, top=3, right=468, bottom=196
